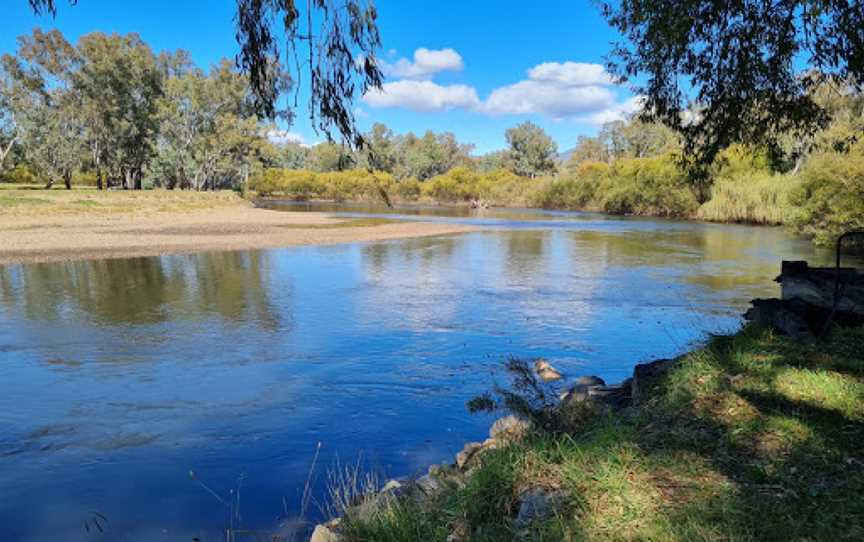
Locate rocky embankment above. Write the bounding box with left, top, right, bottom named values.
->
left=309, top=357, right=678, bottom=542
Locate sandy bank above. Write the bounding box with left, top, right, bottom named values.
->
left=0, top=206, right=476, bottom=265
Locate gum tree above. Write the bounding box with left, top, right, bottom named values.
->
left=26, top=0, right=384, bottom=148
left=603, top=0, right=864, bottom=167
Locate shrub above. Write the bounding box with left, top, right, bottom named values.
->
left=392, top=177, right=421, bottom=201
left=697, top=171, right=800, bottom=224
left=788, top=145, right=864, bottom=245
left=598, top=154, right=698, bottom=217
left=0, top=165, right=39, bottom=184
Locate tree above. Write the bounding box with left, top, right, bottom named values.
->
left=603, top=0, right=864, bottom=167
left=0, top=71, right=18, bottom=173
left=151, top=59, right=266, bottom=190
left=276, top=142, right=310, bottom=170
left=306, top=142, right=355, bottom=172
left=505, top=121, right=557, bottom=178
left=359, top=122, right=398, bottom=172
left=75, top=32, right=162, bottom=189
left=1, top=29, right=83, bottom=188
left=27, top=0, right=384, bottom=148
left=399, top=130, right=473, bottom=180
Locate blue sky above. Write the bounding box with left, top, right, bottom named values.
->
left=4, top=0, right=636, bottom=154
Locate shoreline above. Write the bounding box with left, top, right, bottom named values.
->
left=0, top=205, right=478, bottom=266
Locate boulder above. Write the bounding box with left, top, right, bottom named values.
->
left=310, top=523, right=341, bottom=542
left=560, top=384, right=590, bottom=404
left=489, top=415, right=532, bottom=441
left=456, top=442, right=484, bottom=469
left=515, top=488, right=568, bottom=528
left=576, top=375, right=605, bottom=387
left=534, top=359, right=562, bottom=381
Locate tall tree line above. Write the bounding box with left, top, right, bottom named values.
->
left=0, top=29, right=272, bottom=190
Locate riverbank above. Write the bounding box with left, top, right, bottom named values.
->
left=318, top=324, right=864, bottom=541
left=0, top=190, right=476, bottom=265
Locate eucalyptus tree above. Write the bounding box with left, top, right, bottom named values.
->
left=398, top=131, right=473, bottom=180
left=0, top=73, right=17, bottom=174
left=504, top=121, right=558, bottom=178
left=152, top=59, right=267, bottom=190
left=75, top=32, right=162, bottom=189
left=0, top=29, right=83, bottom=188
left=603, top=0, right=864, bottom=167
left=26, top=0, right=384, bottom=148
left=358, top=122, right=398, bottom=172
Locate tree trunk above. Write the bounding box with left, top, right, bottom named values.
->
left=134, top=169, right=142, bottom=190
left=44, top=178, right=55, bottom=190
left=96, top=168, right=103, bottom=191
left=63, top=171, right=72, bottom=190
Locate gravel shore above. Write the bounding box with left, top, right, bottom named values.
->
left=0, top=206, right=476, bottom=265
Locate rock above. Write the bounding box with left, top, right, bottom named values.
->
left=576, top=375, right=606, bottom=387
left=310, top=523, right=341, bottom=542
left=534, top=359, right=562, bottom=381
left=631, top=358, right=677, bottom=404
left=745, top=297, right=819, bottom=339
left=515, top=488, right=568, bottom=528
left=560, top=384, right=590, bottom=404
left=489, top=415, right=532, bottom=441
left=456, top=441, right=483, bottom=469
left=382, top=479, right=402, bottom=492
left=481, top=437, right=499, bottom=451
left=416, top=474, right=442, bottom=495
left=778, top=260, right=864, bottom=315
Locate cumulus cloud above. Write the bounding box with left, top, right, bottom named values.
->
left=380, top=48, right=464, bottom=79
left=267, top=129, right=307, bottom=146
left=477, top=61, right=621, bottom=119
left=579, top=95, right=645, bottom=125
left=362, top=57, right=636, bottom=123
left=527, top=62, right=614, bottom=87
left=479, top=81, right=616, bottom=118
left=363, top=80, right=480, bottom=112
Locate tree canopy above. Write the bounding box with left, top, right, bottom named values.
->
left=603, top=0, right=864, bottom=166
left=25, top=0, right=384, bottom=147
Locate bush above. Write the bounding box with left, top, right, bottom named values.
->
left=598, top=155, right=698, bottom=217
left=0, top=165, right=39, bottom=184
left=789, top=145, right=864, bottom=245
left=697, top=171, right=800, bottom=225
left=247, top=168, right=394, bottom=203
left=392, top=177, right=421, bottom=201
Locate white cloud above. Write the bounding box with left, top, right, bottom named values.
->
left=380, top=48, right=464, bottom=79
left=267, top=129, right=307, bottom=146
left=480, top=81, right=616, bottom=118
left=579, top=95, right=644, bottom=125
left=477, top=61, right=620, bottom=119
left=527, top=62, right=614, bottom=87
left=363, top=57, right=636, bottom=123
left=363, top=80, right=480, bottom=112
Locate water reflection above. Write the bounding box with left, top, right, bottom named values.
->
left=0, top=210, right=829, bottom=541
left=0, top=251, right=280, bottom=328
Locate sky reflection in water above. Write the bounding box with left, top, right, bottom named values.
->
left=0, top=208, right=832, bottom=541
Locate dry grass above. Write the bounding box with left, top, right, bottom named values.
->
left=0, top=187, right=246, bottom=215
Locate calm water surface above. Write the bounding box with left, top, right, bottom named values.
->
left=0, top=206, right=832, bottom=541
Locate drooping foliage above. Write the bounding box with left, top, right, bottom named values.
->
left=603, top=0, right=864, bottom=167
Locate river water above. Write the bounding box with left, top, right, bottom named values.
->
left=0, top=205, right=832, bottom=541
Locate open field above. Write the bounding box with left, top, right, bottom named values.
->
left=0, top=189, right=476, bottom=265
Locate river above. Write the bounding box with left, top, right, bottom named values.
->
left=0, top=205, right=832, bottom=541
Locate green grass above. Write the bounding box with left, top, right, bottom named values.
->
left=696, top=172, right=801, bottom=225
left=340, top=325, right=864, bottom=541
